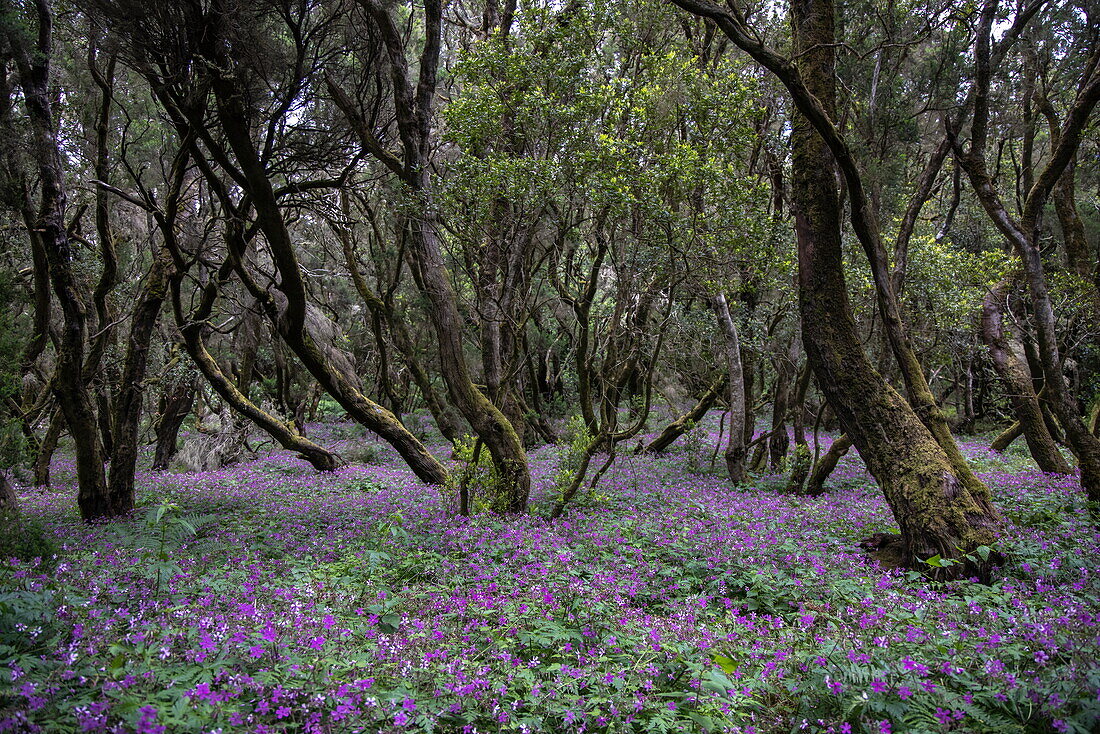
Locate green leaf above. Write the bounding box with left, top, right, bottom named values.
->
left=712, top=653, right=737, bottom=674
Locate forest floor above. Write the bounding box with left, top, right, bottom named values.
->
left=2, top=419, right=1099, bottom=733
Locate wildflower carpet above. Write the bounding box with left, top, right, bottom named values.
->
left=2, top=425, right=1098, bottom=732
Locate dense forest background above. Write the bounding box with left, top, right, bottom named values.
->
left=1, top=0, right=1099, bottom=730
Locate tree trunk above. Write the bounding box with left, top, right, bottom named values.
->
left=805, top=434, right=852, bottom=496
left=768, top=338, right=795, bottom=469
left=0, top=473, right=17, bottom=513
left=712, top=294, right=746, bottom=483
left=152, top=372, right=196, bottom=471
left=957, top=0, right=1100, bottom=503
left=106, top=247, right=174, bottom=511
left=6, top=2, right=112, bottom=521
left=724, top=0, right=1001, bottom=568
left=170, top=258, right=344, bottom=473
left=197, top=70, right=449, bottom=486
left=981, top=279, right=1071, bottom=473
left=33, top=410, right=63, bottom=487
left=640, top=373, right=727, bottom=454
left=990, top=421, right=1023, bottom=453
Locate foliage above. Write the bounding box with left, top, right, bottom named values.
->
left=0, top=511, right=58, bottom=571
left=2, top=428, right=1097, bottom=733
left=553, top=414, right=596, bottom=500
left=449, top=434, right=511, bottom=514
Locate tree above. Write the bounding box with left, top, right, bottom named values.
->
left=669, top=0, right=1001, bottom=571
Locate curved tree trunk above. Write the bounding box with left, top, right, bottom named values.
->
left=33, top=410, right=63, bottom=487
left=6, top=2, right=111, bottom=521
left=991, top=421, right=1024, bottom=453
left=670, top=0, right=1001, bottom=573
left=804, top=434, right=852, bottom=496
left=640, top=373, right=727, bottom=454
left=196, top=72, right=449, bottom=486
left=981, top=280, right=1071, bottom=473
left=350, top=0, right=529, bottom=509
left=152, top=372, right=196, bottom=471
left=957, top=0, right=1100, bottom=504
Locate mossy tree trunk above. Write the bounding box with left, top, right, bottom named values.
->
left=670, top=0, right=1001, bottom=570
left=981, top=279, right=1071, bottom=473
left=5, top=1, right=112, bottom=521
left=805, top=434, right=852, bottom=497
left=346, top=0, right=530, bottom=510
left=640, top=373, right=727, bottom=454
left=957, top=0, right=1100, bottom=504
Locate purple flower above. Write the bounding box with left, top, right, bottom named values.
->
left=136, top=706, right=165, bottom=734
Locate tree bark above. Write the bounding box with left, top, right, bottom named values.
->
left=640, top=373, right=727, bottom=454
left=32, top=410, right=62, bottom=487
left=668, top=0, right=1001, bottom=569
left=6, top=1, right=112, bottom=521
left=0, top=473, right=17, bottom=513
left=152, top=371, right=196, bottom=471
left=712, top=294, right=746, bottom=483
left=805, top=434, right=852, bottom=496
left=106, top=246, right=174, bottom=510
left=981, top=279, right=1071, bottom=473
left=957, top=0, right=1100, bottom=503
left=768, top=336, right=795, bottom=469
left=990, top=421, right=1023, bottom=453
left=327, top=0, right=530, bottom=508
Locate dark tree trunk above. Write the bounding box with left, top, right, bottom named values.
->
left=106, top=247, right=174, bottom=511
left=152, top=372, right=196, bottom=471
left=805, top=434, right=852, bottom=496
left=6, top=2, right=112, bottom=521
left=768, top=338, right=795, bottom=469
left=981, top=280, right=1071, bottom=473
left=0, top=473, right=17, bottom=513
left=958, top=0, right=1100, bottom=503
left=667, top=0, right=1001, bottom=568
left=33, top=410, right=63, bottom=487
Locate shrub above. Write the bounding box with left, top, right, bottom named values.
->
left=343, top=442, right=385, bottom=465
left=0, top=510, right=59, bottom=570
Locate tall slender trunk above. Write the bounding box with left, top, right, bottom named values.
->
left=768, top=336, right=795, bottom=469
left=957, top=0, right=1100, bottom=503
left=6, top=1, right=111, bottom=520
left=106, top=247, right=174, bottom=511
left=712, top=294, right=746, bottom=483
